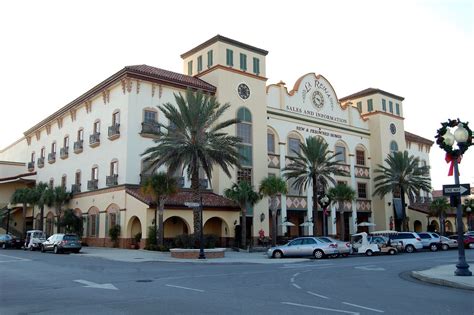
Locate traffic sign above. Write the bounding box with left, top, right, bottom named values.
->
left=442, top=184, right=470, bottom=196
left=184, top=202, right=200, bottom=208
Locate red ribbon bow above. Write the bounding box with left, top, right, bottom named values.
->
left=445, top=153, right=461, bottom=176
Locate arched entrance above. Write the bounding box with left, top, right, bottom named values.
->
left=430, top=220, right=440, bottom=233
left=414, top=220, right=422, bottom=232
left=445, top=220, right=453, bottom=233
left=164, top=216, right=189, bottom=238
left=127, top=216, right=142, bottom=239
left=204, top=217, right=230, bottom=247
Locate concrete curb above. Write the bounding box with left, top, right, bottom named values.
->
left=411, top=270, right=474, bottom=291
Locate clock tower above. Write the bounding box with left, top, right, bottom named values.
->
left=181, top=35, right=270, bottom=243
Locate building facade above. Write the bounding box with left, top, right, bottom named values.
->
left=0, top=35, right=439, bottom=246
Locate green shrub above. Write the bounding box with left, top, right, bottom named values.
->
left=145, top=226, right=157, bottom=249
left=108, top=225, right=121, bottom=248
left=134, top=232, right=142, bottom=244
left=173, top=234, right=219, bottom=249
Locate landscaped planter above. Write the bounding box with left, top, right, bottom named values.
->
left=170, top=248, right=226, bottom=259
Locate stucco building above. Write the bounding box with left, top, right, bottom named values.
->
left=1, top=35, right=440, bottom=246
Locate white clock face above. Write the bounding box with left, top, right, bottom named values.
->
left=390, top=123, right=397, bottom=135
left=311, top=91, right=324, bottom=110
left=238, top=83, right=250, bottom=100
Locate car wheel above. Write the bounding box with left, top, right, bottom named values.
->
left=29, top=245, right=34, bottom=251
left=468, top=243, right=474, bottom=249
left=366, top=249, right=373, bottom=256
left=430, top=244, right=438, bottom=252
left=314, top=250, right=324, bottom=259
left=405, top=245, right=415, bottom=253
left=389, top=249, right=396, bottom=255
left=41, top=245, right=45, bottom=253
left=441, top=244, right=449, bottom=251
left=54, top=246, right=60, bottom=254
left=1, top=243, right=6, bottom=249
left=272, top=250, right=283, bottom=259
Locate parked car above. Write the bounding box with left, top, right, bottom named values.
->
left=368, top=236, right=401, bottom=255
left=24, top=230, right=47, bottom=251
left=41, top=233, right=82, bottom=254
left=389, top=232, right=423, bottom=253
left=448, top=234, right=474, bottom=249
left=440, top=236, right=457, bottom=250
left=0, top=234, right=23, bottom=249
left=418, top=232, right=441, bottom=251
left=351, top=232, right=380, bottom=256
left=267, top=237, right=338, bottom=259
left=317, top=236, right=352, bottom=257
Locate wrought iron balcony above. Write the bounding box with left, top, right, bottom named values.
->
left=47, top=152, right=56, bottom=164
left=60, top=147, right=69, bottom=159
left=108, top=124, right=120, bottom=140
left=27, top=162, right=35, bottom=171
left=71, top=184, right=81, bottom=194
left=89, top=133, right=100, bottom=147
left=106, top=174, right=118, bottom=187
left=141, top=121, right=160, bottom=136
left=37, top=157, right=45, bottom=168
left=87, top=179, right=98, bottom=190
left=74, top=140, right=83, bottom=153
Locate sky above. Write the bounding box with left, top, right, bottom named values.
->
left=0, top=0, right=472, bottom=190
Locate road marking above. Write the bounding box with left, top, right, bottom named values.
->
left=165, top=284, right=204, bottom=292
left=342, top=302, right=384, bottom=313
left=290, top=272, right=300, bottom=283
left=74, top=279, right=118, bottom=290
left=280, top=263, right=334, bottom=269
left=292, top=283, right=301, bottom=289
left=307, top=291, right=329, bottom=299
left=354, top=265, right=385, bottom=271
left=282, top=302, right=359, bottom=314
left=0, top=254, right=30, bottom=263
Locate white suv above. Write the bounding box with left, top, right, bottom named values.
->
left=389, top=232, right=423, bottom=253
left=418, top=232, right=441, bottom=251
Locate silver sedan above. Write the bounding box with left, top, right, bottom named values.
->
left=267, top=237, right=338, bottom=259
left=317, top=236, right=352, bottom=256
left=440, top=236, right=457, bottom=250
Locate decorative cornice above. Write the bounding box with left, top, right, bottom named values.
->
left=56, top=117, right=63, bottom=129
left=26, top=136, right=31, bottom=146
left=35, top=131, right=41, bottom=141
left=102, top=89, right=110, bottom=104
left=45, top=124, right=51, bottom=135
left=151, top=83, right=156, bottom=97
left=136, top=80, right=140, bottom=94
left=159, top=84, right=163, bottom=98
left=70, top=108, right=77, bottom=122
left=85, top=100, right=92, bottom=113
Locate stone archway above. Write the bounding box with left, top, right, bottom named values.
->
left=203, top=217, right=231, bottom=247
left=127, top=216, right=142, bottom=239
left=164, top=216, right=190, bottom=238
left=413, top=220, right=422, bottom=232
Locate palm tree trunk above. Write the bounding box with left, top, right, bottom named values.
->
left=190, top=164, right=201, bottom=247
left=440, top=214, right=445, bottom=236
left=154, top=204, right=158, bottom=245
left=271, top=197, right=277, bottom=247
left=312, top=177, right=318, bottom=236
left=158, top=199, right=164, bottom=247
left=40, top=205, right=44, bottom=231
left=241, top=205, right=247, bottom=249
left=22, top=203, right=27, bottom=236
left=339, top=207, right=345, bottom=241
left=56, top=206, right=61, bottom=233
left=400, top=187, right=406, bottom=232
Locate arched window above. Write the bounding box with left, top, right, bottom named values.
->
left=390, top=141, right=398, bottom=153
left=334, top=142, right=347, bottom=163
left=287, top=133, right=303, bottom=157
left=356, top=148, right=366, bottom=166
left=87, top=207, right=100, bottom=237
left=237, top=108, right=252, bottom=183
left=267, top=129, right=275, bottom=153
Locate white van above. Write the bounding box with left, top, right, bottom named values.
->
left=24, top=230, right=47, bottom=251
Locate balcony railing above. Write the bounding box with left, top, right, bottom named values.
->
left=141, top=121, right=160, bottom=136
left=354, top=166, right=370, bottom=178
left=267, top=153, right=280, bottom=169
left=89, top=133, right=100, bottom=147
left=71, top=184, right=81, bottom=194
left=60, top=147, right=69, bottom=159
left=106, top=174, right=118, bottom=187
left=108, top=124, right=120, bottom=140
left=87, top=179, right=98, bottom=190
left=37, top=157, right=45, bottom=168
left=27, top=162, right=35, bottom=171
left=47, top=152, right=56, bottom=164
left=74, top=140, right=83, bottom=153
left=356, top=199, right=372, bottom=212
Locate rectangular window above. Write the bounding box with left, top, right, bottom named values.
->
left=109, top=213, right=117, bottom=228
left=237, top=167, right=252, bottom=184
left=389, top=101, right=393, bottom=113
left=288, top=138, right=301, bottom=156
left=63, top=136, right=69, bottom=148
left=253, top=57, right=260, bottom=75
left=367, top=99, right=373, bottom=112
left=396, top=103, right=400, bottom=115
left=357, top=101, right=362, bottom=112
left=207, top=50, right=213, bottom=68
left=237, top=123, right=252, bottom=144
left=267, top=133, right=275, bottom=153
left=61, top=176, right=66, bottom=189
left=49, top=179, right=54, bottom=189
left=335, top=146, right=346, bottom=163
left=239, top=146, right=252, bottom=166
left=78, top=129, right=84, bottom=141
left=226, top=49, right=233, bottom=66
left=240, top=53, right=247, bottom=71
left=41, top=148, right=45, bottom=158
left=197, top=55, right=203, bottom=72
left=90, top=214, right=96, bottom=237
left=382, top=99, right=386, bottom=111
left=51, top=142, right=56, bottom=154
left=187, top=60, right=193, bottom=76
left=112, top=112, right=120, bottom=126
left=357, top=183, right=367, bottom=199
left=75, top=171, right=81, bottom=185
left=94, top=121, right=100, bottom=134
left=31, top=152, right=35, bottom=162
left=144, top=110, right=157, bottom=123
left=92, top=167, right=98, bottom=181
left=110, top=161, right=118, bottom=176
left=287, top=178, right=300, bottom=196
left=356, top=150, right=365, bottom=166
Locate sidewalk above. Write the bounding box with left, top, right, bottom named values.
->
left=411, top=263, right=474, bottom=291
left=78, top=247, right=310, bottom=264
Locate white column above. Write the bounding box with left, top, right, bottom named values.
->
left=279, top=142, right=287, bottom=235
left=349, top=155, right=358, bottom=235
left=328, top=204, right=337, bottom=235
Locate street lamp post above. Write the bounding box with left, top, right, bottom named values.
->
left=436, top=119, right=472, bottom=276
left=318, top=194, right=331, bottom=237
left=467, top=206, right=472, bottom=232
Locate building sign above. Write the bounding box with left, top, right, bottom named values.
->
left=284, top=74, right=349, bottom=125
left=296, top=126, right=342, bottom=139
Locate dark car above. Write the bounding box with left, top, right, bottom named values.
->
left=41, top=233, right=82, bottom=254
left=0, top=234, right=23, bottom=249
left=448, top=234, right=474, bottom=249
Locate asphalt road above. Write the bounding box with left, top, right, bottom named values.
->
left=0, top=249, right=473, bottom=315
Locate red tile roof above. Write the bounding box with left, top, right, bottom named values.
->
left=405, top=131, right=434, bottom=146
left=339, top=88, right=404, bottom=102
left=126, top=187, right=239, bottom=210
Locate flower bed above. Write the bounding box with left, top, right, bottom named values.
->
left=170, top=248, right=225, bottom=259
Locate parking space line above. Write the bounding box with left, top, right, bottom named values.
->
left=282, top=302, right=360, bottom=314
left=292, top=283, right=301, bottom=289
left=0, top=254, right=30, bottom=263
left=307, top=291, right=329, bottom=299
left=165, top=284, right=204, bottom=292
left=342, top=302, right=384, bottom=313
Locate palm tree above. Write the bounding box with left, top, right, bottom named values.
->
left=34, top=183, right=50, bottom=231
left=429, top=198, right=451, bottom=236
left=283, top=136, right=348, bottom=235
left=328, top=183, right=356, bottom=241
left=11, top=188, right=31, bottom=236
left=141, top=172, right=178, bottom=246
left=373, top=151, right=431, bottom=231
left=48, top=186, right=71, bottom=233
left=224, top=181, right=261, bottom=248
left=259, top=176, right=288, bottom=247
left=141, top=89, right=241, bottom=241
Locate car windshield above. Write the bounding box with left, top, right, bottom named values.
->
left=318, top=237, right=332, bottom=243
left=32, top=232, right=45, bottom=238
left=64, top=235, right=79, bottom=241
